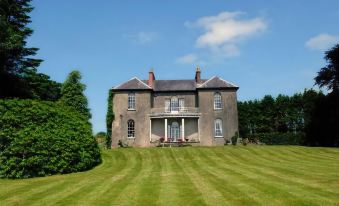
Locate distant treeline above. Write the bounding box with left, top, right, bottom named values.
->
left=238, top=89, right=339, bottom=147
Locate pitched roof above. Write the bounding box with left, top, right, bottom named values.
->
left=112, top=76, right=238, bottom=91
left=113, top=77, right=151, bottom=90
left=197, top=76, right=238, bottom=89
left=153, top=80, right=196, bottom=91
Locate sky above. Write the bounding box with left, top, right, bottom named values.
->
left=27, top=0, right=339, bottom=133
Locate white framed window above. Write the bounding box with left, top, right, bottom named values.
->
left=128, top=93, right=135, bottom=110
left=165, top=99, right=171, bottom=112
left=214, top=92, right=222, bottom=110
left=170, top=97, right=179, bottom=112
left=215, top=119, right=223, bottom=137
left=127, top=119, right=135, bottom=138
left=179, top=98, right=185, bottom=111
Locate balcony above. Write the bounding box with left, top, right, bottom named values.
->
left=150, top=107, right=200, bottom=118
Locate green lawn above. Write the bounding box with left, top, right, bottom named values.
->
left=0, top=146, right=339, bottom=206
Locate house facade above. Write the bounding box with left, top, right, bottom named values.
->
left=111, top=68, right=239, bottom=147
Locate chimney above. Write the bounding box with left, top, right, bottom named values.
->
left=195, top=66, right=201, bottom=84
left=148, top=68, right=155, bottom=87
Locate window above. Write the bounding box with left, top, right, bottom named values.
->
left=170, top=122, right=180, bottom=141
left=127, top=120, right=135, bottom=138
left=170, top=97, right=179, bottom=112
left=179, top=98, right=185, bottom=111
left=165, top=99, right=171, bottom=112
left=128, top=93, right=135, bottom=110
left=214, top=92, right=222, bottom=109
left=215, top=119, right=223, bottom=137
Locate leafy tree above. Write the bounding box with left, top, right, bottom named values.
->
left=0, top=0, right=42, bottom=98
left=105, top=89, right=114, bottom=148
left=315, top=44, right=339, bottom=92
left=59, top=70, right=91, bottom=119
left=22, top=68, right=62, bottom=101
left=0, top=99, right=101, bottom=179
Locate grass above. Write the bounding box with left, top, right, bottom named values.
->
left=0, top=146, right=339, bottom=206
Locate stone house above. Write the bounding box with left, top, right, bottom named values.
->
left=111, top=68, right=239, bottom=147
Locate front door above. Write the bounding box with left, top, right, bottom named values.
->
left=170, top=122, right=180, bottom=141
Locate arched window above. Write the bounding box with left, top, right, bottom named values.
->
left=128, top=93, right=135, bottom=109
left=215, top=119, right=223, bottom=137
left=127, top=120, right=135, bottom=138
left=214, top=92, right=222, bottom=109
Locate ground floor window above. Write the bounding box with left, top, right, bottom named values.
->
left=127, top=119, right=135, bottom=138
left=215, top=119, right=223, bottom=137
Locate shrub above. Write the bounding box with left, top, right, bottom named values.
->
left=231, top=133, right=238, bottom=146
left=0, top=99, right=101, bottom=179
left=249, top=132, right=304, bottom=145
left=242, top=138, right=249, bottom=146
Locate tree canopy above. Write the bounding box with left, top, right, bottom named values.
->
left=0, top=0, right=43, bottom=98
left=59, top=70, right=91, bottom=120
left=315, top=44, right=339, bottom=92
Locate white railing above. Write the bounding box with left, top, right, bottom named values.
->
left=150, top=107, right=200, bottom=116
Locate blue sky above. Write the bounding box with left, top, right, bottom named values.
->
left=28, top=0, right=339, bottom=133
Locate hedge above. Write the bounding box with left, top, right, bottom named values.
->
left=0, top=99, right=101, bottom=179
left=248, top=132, right=304, bottom=145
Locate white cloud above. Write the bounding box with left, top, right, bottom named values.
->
left=305, top=33, right=339, bottom=51
left=186, top=11, right=267, bottom=57
left=176, top=54, right=198, bottom=64
left=126, top=32, right=158, bottom=44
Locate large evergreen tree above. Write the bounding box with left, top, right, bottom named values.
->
left=315, top=44, right=339, bottom=92
left=59, top=70, right=91, bottom=120
left=0, top=0, right=42, bottom=98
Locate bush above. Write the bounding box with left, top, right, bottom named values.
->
left=0, top=99, right=101, bottom=179
left=242, top=138, right=249, bottom=146
left=249, top=132, right=304, bottom=145
left=231, top=132, right=238, bottom=146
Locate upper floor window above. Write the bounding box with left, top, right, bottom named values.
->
left=170, top=97, right=179, bottom=112
left=215, top=119, right=223, bottom=137
left=128, top=93, right=135, bottom=110
left=127, top=119, right=135, bottom=138
left=165, top=97, right=185, bottom=112
left=179, top=98, right=185, bottom=111
left=214, top=92, right=222, bottom=109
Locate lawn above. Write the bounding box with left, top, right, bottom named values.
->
left=0, top=146, right=338, bottom=206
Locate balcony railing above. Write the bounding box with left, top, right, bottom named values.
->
left=150, top=107, right=200, bottom=117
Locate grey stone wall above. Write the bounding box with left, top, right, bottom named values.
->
left=198, top=90, right=238, bottom=146
left=111, top=91, right=151, bottom=147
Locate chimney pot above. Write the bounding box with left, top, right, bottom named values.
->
left=195, top=66, right=201, bottom=84
left=148, top=68, right=155, bottom=87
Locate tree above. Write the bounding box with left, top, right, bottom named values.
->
left=0, top=0, right=42, bottom=98
left=21, top=68, right=62, bottom=101
left=59, top=71, right=91, bottom=119
left=315, top=44, right=339, bottom=92
left=0, top=99, right=101, bottom=178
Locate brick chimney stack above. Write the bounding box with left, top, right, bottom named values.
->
left=148, top=68, right=155, bottom=88
left=195, top=66, right=201, bottom=84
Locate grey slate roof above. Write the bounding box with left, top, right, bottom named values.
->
left=197, top=76, right=238, bottom=89
left=153, top=80, right=196, bottom=91
left=113, top=77, right=151, bottom=90
left=113, top=76, right=238, bottom=91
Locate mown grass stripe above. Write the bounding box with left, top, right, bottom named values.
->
left=134, top=149, right=162, bottom=206
left=210, top=147, right=339, bottom=205
left=46, top=150, right=130, bottom=206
